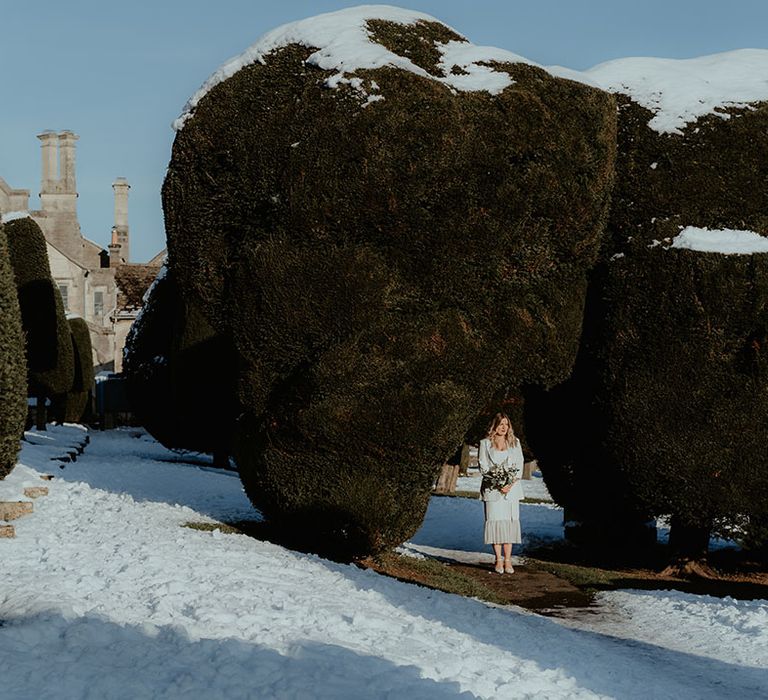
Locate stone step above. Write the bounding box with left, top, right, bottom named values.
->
left=0, top=501, right=34, bottom=521
left=23, top=487, right=49, bottom=499
left=0, top=524, right=15, bottom=538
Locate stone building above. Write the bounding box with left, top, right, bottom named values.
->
left=0, top=130, right=163, bottom=372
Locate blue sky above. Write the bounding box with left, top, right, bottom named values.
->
left=3, top=0, right=767, bottom=262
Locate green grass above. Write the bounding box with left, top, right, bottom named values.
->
left=182, top=521, right=245, bottom=535
left=524, top=557, right=625, bottom=590
left=364, top=552, right=508, bottom=605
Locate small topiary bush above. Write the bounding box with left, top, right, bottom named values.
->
left=163, top=8, right=616, bottom=558
left=4, top=216, right=74, bottom=402
left=52, top=316, right=94, bottom=423
left=0, top=223, right=27, bottom=478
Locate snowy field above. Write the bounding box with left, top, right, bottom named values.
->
left=1, top=427, right=766, bottom=699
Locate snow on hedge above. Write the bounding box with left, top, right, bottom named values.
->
left=670, top=227, right=768, bottom=255
left=1, top=211, right=31, bottom=224
left=173, top=5, right=545, bottom=130
left=586, top=49, right=768, bottom=134
left=173, top=6, right=768, bottom=135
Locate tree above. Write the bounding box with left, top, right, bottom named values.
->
left=163, top=8, right=616, bottom=558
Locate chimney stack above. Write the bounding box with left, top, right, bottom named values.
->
left=58, top=131, right=78, bottom=194
left=109, top=227, right=123, bottom=267
left=37, top=131, right=58, bottom=194
left=112, top=177, right=130, bottom=263
left=37, top=130, right=78, bottom=214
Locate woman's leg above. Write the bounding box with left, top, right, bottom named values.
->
left=492, top=543, right=503, bottom=572
left=503, top=542, right=514, bottom=573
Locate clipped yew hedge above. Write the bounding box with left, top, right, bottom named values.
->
left=528, top=91, right=768, bottom=555
left=605, top=96, right=768, bottom=255
left=4, top=216, right=74, bottom=400
left=53, top=316, right=94, bottom=423
left=0, top=224, right=27, bottom=478
left=164, top=15, right=616, bottom=558
left=123, top=267, right=239, bottom=461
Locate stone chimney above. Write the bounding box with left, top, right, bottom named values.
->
left=112, top=177, right=130, bottom=263
left=109, top=226, right=123, bottom=267
left=58, top=131, right=78, bottom=194
left=37, top=130, right=78, bottom=215
left=38, top=131, right=58, bottom=193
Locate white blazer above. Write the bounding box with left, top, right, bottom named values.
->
left=478, top=437, right=525, bottom=502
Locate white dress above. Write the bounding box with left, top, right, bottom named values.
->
left=478, top=437, right=524, bottom=544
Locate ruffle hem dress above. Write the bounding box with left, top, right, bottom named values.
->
left=478, top=438, right=524, bottom=544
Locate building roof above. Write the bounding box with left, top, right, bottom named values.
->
left=45, top=238, right=89, bottom=271
left=114, top=263, right=162, bottom=314
left=146, top=249, right=167, bottom=267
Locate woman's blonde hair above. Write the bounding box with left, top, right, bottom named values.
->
left=486, top=412, right=517, bottom=448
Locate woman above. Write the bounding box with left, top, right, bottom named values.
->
left=478, top=412, right=524, bottom=573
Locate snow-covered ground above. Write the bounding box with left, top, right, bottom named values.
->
left=1, top=428, right=766, bottom=698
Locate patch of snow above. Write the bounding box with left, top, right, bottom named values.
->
left=1, top=428, right=766, bottom=697
left=586, top=49, right=768, bottom=134
left=123, top=264, right=168, bottom=365
left=410, top=495, right=563, bottom=555
left=567, top=589, right=768, bottom=670
left=363, top=94, right=385, bottom=107
left=173, top=5, right=559, bottom=130
left=544, top=64, right=599, bottom=88
left=142, top=263, right=168, bottom=305
left=1, top=210, right=31, bottom=224
left=670, top=226, right=768, bottom=255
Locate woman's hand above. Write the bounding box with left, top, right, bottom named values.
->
left=501, top=484, right=512, bottom=494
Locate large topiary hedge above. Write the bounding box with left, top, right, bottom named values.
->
left=163, top=8, right=616, bottom=558
left=0, top=223, right=27, bottom=478
left=527, top=52, right=768, bottom=558
left=4, top=216, right=74, bottom=416
left=123, top=267, right=239, bottom=462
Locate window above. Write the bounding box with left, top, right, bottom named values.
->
left=58, top=284, right=68, bottom=311
left=94, top=291, right=104, bottom=316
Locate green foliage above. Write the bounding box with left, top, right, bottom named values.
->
left=164, top=20, right=616, bottom=558
left=0, top=224, right=27, bottom=478
left=527, top=94, right=768, bottom=552
left=366, top=19, right=465, bottom=75
left=54, top=316, right=94, bottom=423
left=600, top=249, right=768, bottom=528
left=605, top=97, right=768, bottom=255
left=123, top=268, right=239, bottom=456
left=4, top=217, right=73, bottom=397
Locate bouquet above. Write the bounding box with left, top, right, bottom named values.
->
left=483, top=463, right=520, bottom=492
